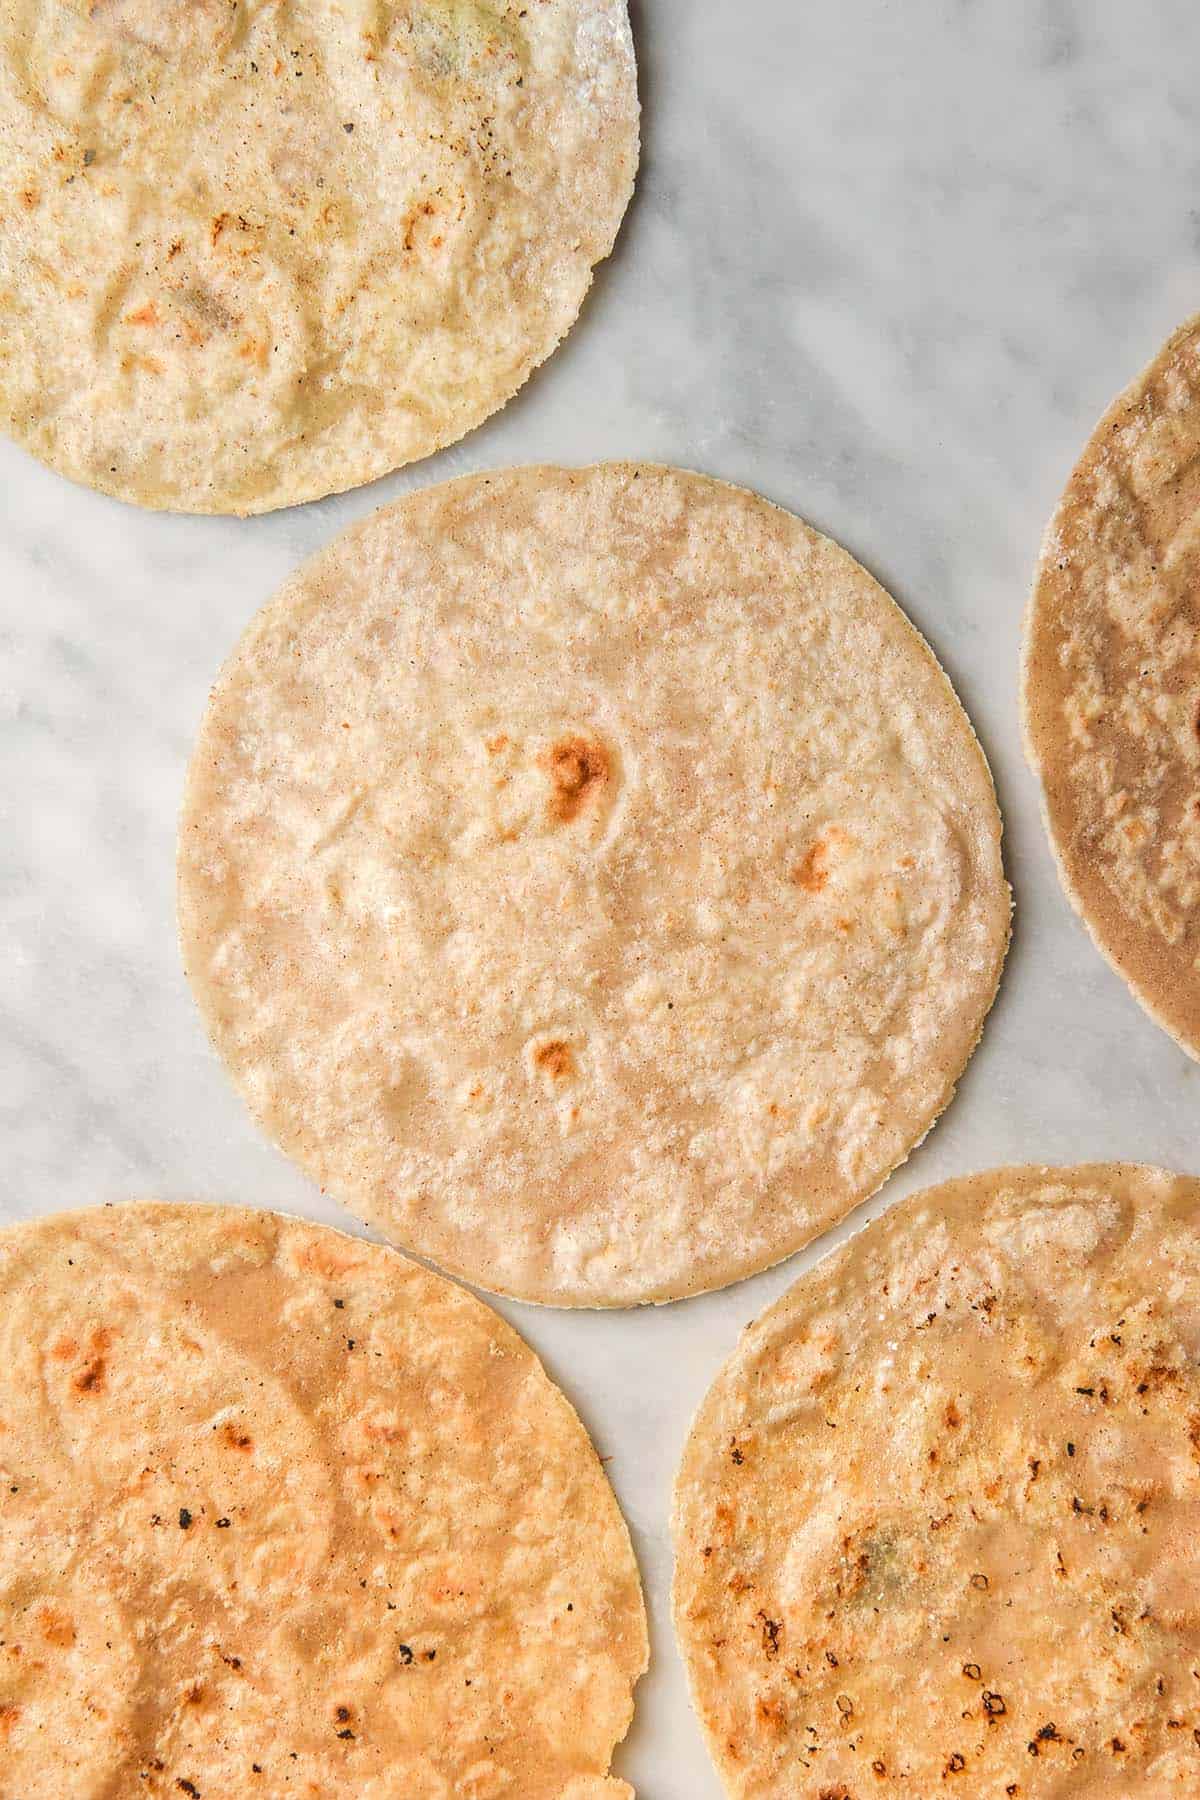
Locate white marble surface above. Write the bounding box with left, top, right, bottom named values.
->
left=4, top=2, right=1200, bottom=1791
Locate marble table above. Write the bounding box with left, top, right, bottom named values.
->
left=3, top=2, right=1199, bottom=1791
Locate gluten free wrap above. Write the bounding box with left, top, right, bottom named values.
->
left=0, top=1202, right=646, bottom=1796
left=178, top=463, right=1009, bottom=1305
left=0, top=0, right=638, bottom=511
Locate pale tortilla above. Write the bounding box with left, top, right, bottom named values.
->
left=177, top=463, right=1010, bottom=1306
left=673, top=1163, right=1200, bottom=1799
left=0, top=1201, right=646, bottom=1797
left=1023, top=314, right=1200, bottom=1059
left=0, top=0, right=637, bottom=513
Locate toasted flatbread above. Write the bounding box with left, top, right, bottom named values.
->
left=1024, top=314, right=1200, bottom=1058
left=0, top=1201, right=646, bottom=1796
left=178, top=463, right=1009, bottom=1305
left=0, top=0, right=637, bottom=512
left=674, top=1163, right=1200, bottom=1798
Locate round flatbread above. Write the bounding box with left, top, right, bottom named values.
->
left=177, top=463, right=1009, bottom=1306
left=0, top=1201, right=646, bottom=1797
left=673, top=1163, right=1200, bottom=1799
left=1024, top=315, right=1200, bottom=1059
left=0, top=0, right=637, bottom=514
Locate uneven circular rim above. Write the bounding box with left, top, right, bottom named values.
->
left=1, top=2, right=639, bottom=515
left=1021, top=313, right=1200, bottom=1063
left=178, top=462, right=1011, bottom=1307
left=0, top=1196, right=649, bottom=1787
left=671, top=1159, right=1198, bottom=1797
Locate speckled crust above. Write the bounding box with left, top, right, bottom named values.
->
left=0, top=0, right=637, bottom=514
left=0, top=1202, right=646, bottom=1797
left=177, top=463, right=1009, bottom=1307
left=673, top=1164, right=1200, bottom=1799
left=1023, top=315, right=1200, bottom=1059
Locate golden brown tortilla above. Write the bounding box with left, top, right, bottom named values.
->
left=0, top=1202, right=646, bottom=1797
left=177, top=463, right=1009, bottom=1306
left=1023, top=314, right=1200, bottom=1058
left=0, top=0, right=637, bottom=512
left=673, top=1163, right=1200, bottom=1798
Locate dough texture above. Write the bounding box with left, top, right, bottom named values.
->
left=179, top=463, right=1009, bottom=1305
left=0, top=1201, right=646, bottom=1795
left=674, top=1163, right=1200, bottom=1798
left=1024, top=313, right=1200, bottom=1058
left=0, top=0, right=637, bottom=511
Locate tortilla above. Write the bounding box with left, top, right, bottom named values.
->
left=0, top=0, right=637, bottom=514
left=0, top=1201, right=646, bottom=1798
left=673, top=1163, right=1200, bottom=1799
left=1023, top=314, right=1200, bottom=1059
left=177, top=463, right=1010, bottom=1306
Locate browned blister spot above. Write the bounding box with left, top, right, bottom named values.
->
left=119, top=351, right=164, bottom=377
left=756, top=1695, right=786, bottom=1735
left=1135, top=1360, right=1185, bottom=1396
left=70, top=1327, right=114, bottom=1394
left=37, top=1606, right=76, bottom=1649
left=0, top=1702, right=19, bottom=1741
left=219, top=1422, right=253, bottom=1452
left=402, top=198, right=437, bottom=253
left=293, top=1238, right=365, bottom=1282
left=532, top=1039, right=575, bottom=1080
left=363, top=1420, right=406, bottom=1444
left=792, top=841, right=831, bottom=892
left=791, top=827, right=850, bottom=893
left=541, top=735, right=610, bottom=824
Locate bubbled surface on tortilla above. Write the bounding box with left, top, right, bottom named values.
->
left=0, top=0, right=637, bottom=512
left=674, top=1164, right=1200, bottom=1798
left=0, top=1202, right=646, bottom=1796
left=1024, top=314, right=1200, bottom=1059
left=178, top=463, right=1009, bottom=1305
left=176, top=464, right=1007, bottom=1310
